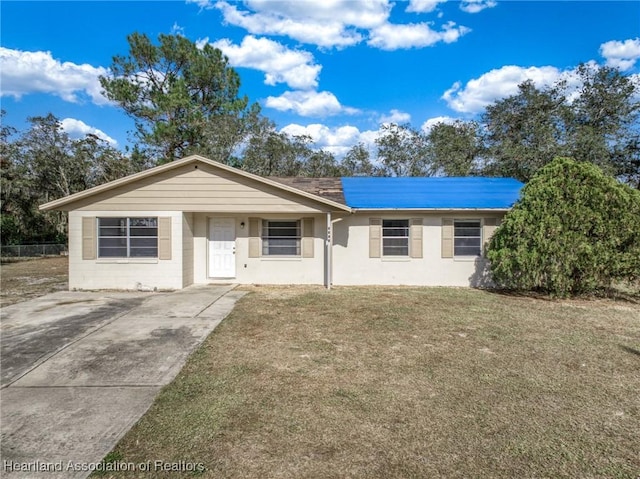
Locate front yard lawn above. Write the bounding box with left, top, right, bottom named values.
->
left=100, top=287, right=639, bottom=478
left=0, top=256, right=68, bottom=306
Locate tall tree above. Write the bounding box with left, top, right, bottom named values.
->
left=427, top=120, right=483, bottom=176
left=481, top=65, right=639, bottom=185
left=22, top=114, right=90, bottom=202
left=375, top=123, right=431, bottom=176
left=3, top=114, right=83, bottom=241
left=0, top=113, right=150, bottom=244
left=77, top=134, right=147, bottom=185
left=482, top=81, right=568, bottom=182
left=563, top=64, right=640, bottom=183
left=619, top=137, right=640, bottom=188
left=100, top=33, right=252, bottom=163
left=0, top=111, right=28, bottom=244
left=201, top=102, right=265, bottom=165
left=341, top=143, right=381, bottom=176
left=302, top=149, right=342, bottom=177
left=241, top=120, right=306, bottom=177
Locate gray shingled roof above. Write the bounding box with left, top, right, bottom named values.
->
left=268, top=177, right=345, bottom=205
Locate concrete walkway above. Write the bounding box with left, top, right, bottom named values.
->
left=1, top=285, right=245, bottom=478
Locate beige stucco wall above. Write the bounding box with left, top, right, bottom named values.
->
left=68, top=210, right=505, bottom=290
left=331, top=212, right=504, bottom=287
left=192, top=213, right=327, bottom=285
left=68, top=210, right=184, bottom=290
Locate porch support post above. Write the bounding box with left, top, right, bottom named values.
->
left=326, top=211, right=332, bottom=290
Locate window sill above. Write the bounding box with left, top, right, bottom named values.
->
left=260, top=256, right=303, bottom=261
left=381, top=256, right=412, bottom=262
left=453, top=256, right=481, bottom=262
left=96, top=258, right=159, bottom=264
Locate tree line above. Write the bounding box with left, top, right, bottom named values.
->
left=1, top=33, right=638, bottom=245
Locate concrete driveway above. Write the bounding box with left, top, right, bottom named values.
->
left=1, top=285, right=245, bottom=478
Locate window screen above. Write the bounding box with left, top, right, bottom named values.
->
left=262, top=220, right=301, bottom=256
left=382, top=219, right=409, bottom=256
left=454, top=220, right=481, bottom=256
left=98, top=217, right=158, bottom=258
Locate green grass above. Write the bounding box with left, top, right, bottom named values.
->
left=96, top=286, right=640, bottom=478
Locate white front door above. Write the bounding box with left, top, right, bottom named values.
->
left=209, top=218, right=236, bottom=278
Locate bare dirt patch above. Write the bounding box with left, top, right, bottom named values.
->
left=1, top=256, right=68, bottom=306
left=98, top=286, right=640, bottom=478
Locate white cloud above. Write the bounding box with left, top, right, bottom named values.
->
left=210, top=35, right=321, bottom=90
left=265, top=90, right=359, bottom=117
left=215, top=0, right=384, bottom=49
left=379, top=109, right=411, bottom=124
left=406, top=0, right=447, bottom=13
left=600, top=38, right=640, bottom=71
left=421, top=115, right=457, bottom=132
left=368, top=21, right=470, bottom=50
left=195, top=38, right=209, bottom=50
left=213, top=0, right=468, bottom=50
left=459, top=0, right=497, bottom=14
left=243, top=0, right=390, bottom=28
left=281, top=123, right=381, bottom=157
left=171, top=22, right=185, bottom=36
left=442, top=65, right=566, bottom=113
left=185, top=0, right=215, bottom=9
left=0, top=47, right=109, bottom=105
left=60, top=118, right=117, bottom=146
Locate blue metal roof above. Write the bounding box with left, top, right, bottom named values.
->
left=340, top=177, right=524, bottom=209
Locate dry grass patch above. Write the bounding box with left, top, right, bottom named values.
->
left=1, top=256, right=68, bottom=306
left=100, top=286, right=639, bottom=478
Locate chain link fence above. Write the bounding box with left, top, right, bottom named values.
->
left=1, top=244, right=68, bottom=258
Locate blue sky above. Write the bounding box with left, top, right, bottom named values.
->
left=1, top=1, right=639, bottom=157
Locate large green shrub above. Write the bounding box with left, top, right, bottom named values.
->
left=487, top=157, right=640, bottom=296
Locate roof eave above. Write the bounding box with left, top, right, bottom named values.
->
left=351, top=207, right=513, bottom=212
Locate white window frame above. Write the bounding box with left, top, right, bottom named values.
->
left=261, top=219, right=301, bottom=257
left=97, top=217, right=158, bottom=258
left=382, top=219, right=410, bottom=257
left=453, top=219, right=482, bottom=257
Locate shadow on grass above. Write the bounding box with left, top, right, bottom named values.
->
left=468, top=259, right=558, bottom=301
left=478, top=287, right=640, bottom=304
left=619, top=345, right=640, bottom=357
left=469, top=257, right=640, bottom=303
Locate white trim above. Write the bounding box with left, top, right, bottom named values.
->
left=326, top=211, right=332, bottom=289
left=259, top=257, right=303, bottom=262
left=96, top=259, right=159, bottom=264
left=354, top=208, right=511, bottom=212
